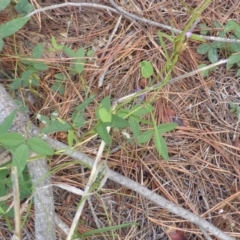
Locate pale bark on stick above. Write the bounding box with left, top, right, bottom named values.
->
left=45, top=137, right=235, bottom=240
left=0, top=84, right=56, bottom=240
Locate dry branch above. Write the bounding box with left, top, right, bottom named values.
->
left=0, top=84, right=56, bottom=240
left=45, top=137, right=234, bottom=240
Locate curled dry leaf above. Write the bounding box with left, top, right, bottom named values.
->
left=139, top=78, right=148, bottom=88
left=167, top=230, right=186, bottom=240
left=154, top=98, right=189, bottom=127
left=166, top=225, right=186, bottom=240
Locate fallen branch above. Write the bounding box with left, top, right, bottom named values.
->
left=44, top=137, right=234, bottom=240
left=0, top=84, right=56, bottom=240
left=26, top=2, right=240, bottom=44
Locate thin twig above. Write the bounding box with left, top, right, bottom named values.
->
left=26, top=2, right=240, bottom=44
left=45, top=137, right=234, bottom=240
left=26, top=3, right=119, bottom=18
left=88, top=198, right=108, bottom=240
left=109, top=0, right=240, bottom=43
left=66, top=127, right=110, bottom=240
left=12, top=167, right=21, bottom=240
left=98, top=15, right=122, bottom=87
left=116, top=59, right=228, bottom=104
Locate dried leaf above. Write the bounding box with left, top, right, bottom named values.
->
left=139, top=78, right=148, bottom=88
left=166, top=226, right=186, bottom=240
left=168, top=230, right=186, bottom=240
left=154, top=98, right=189, bottom=127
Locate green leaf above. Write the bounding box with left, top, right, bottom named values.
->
left=0, top=133, right=25, bottom=147
left=221, top=25, right=228, bottom=36
left=63, top=46, right=76, bottom=58
left=50, top=111, right=58, bottom=121
left=212, top=20, right=221, bottom=28
left=76, top=95, right=95, bottom=112
left=197, top=43, right=211, bottom=54
left=129, top=116, right=140, bottom=138
left=96, top=123, right=110, bottom=145
left=140, top=60, right=154, bottom=78
left=67, top=130, right=74, bottom=147
left=0, top=38, right=3, bottom=52
left=208, top=47, right=218, bottom=63
left=87, top=49, right=94, bottom=57
left=117, top=108, right=131, bottom=119
left=54, top=73, right=66, bottom=80
left=224, top=20, right=238, bottom=33
left=106, top=114, right=129, bottom=128
left=28, top=77, right=40, bottom=87
left=73, top=61, right=84, bottom=74
left=76, top=47, right=85, bottom=58
left=72, top=111, right=84, bottom=128
left=0, top=110, right=17, bottom=135
left=199, top=64, right=209, bottom=77
left=100, top=96, right=111, bottom=111
left=0, top=169, right=8, bottom=181
left=229, top=36, right=240, bottom=52
left=154, top=134, right=169, bottom=160
left=198, top=63, right=213, bottom=78
left=15, top=0, right=34, bottom=15
left=27, top=137, right=54, bottom=155
left=130, top=104, right=154, bottom=116
left=0, top=0, right=11, bottom=11
left=0, top=206, right=5, bottom=214
left=234, top=29, right=240, bottom=39
left=198, top=23, right=208, bottom=35
left=0, top=17, right=30, bottom=38
left=98, top=108, right=112, bottom=122
left=12, top=144, right=29, bottom=173
left=212, top=41, right=225, bottom=49
left=20, top=57, right=31, bottom=65
left=41, top=119, right=72, bottom=134
left=21, top=70, right=34, bottom=83
left=36, top=113, right=50, bottom=125
left=32, top=43, right=44, bottom=58
left=158, top=31, right=171, bottom=61
left=33, top=62, right=48, bottom=71
left=227, top=54, right=240, bottom=70
left=136, top=130, right=154, bottom=144
left=11, top=78, right=22, bottom=90
left=50, top=83, right=65, bottom=95
left=236, top=69, right=240, bottom=77
left=157, top=123, right=177, bottom=134
left=51, top=36, right=64, bottom=50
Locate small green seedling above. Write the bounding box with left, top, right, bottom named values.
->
left=0, top=109, right=54, bottom=217
left=197, top=20, right=240, bottom=77
left=11, top=43, right=48, bottom=90
left=229, top=102, right=240, bottom=120
left=50, top=73, right=66, bottom=95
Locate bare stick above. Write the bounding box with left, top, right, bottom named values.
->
left=12, top=167, right=21, bottom=240
left=45, top=137, right=234, bottom=240
left=116, top=59, right=228, bottom=104
left=109, top=0, right=240, bottom=43
left=26, top=2, right=240, bottom=44
left=0, top=85, right=56, bottom=240
left=98, top=15, right=122, bottom=87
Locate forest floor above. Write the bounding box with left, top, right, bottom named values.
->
left=1, top=0, right=240, bottom=239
